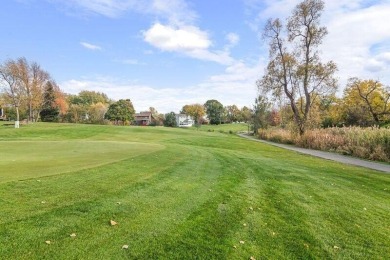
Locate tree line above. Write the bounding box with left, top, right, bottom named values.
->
left=164, top=100, right=253, bottom=127
left=0, top=58, right=252, bottom=127
left=0, top=57, right=134, bottom=126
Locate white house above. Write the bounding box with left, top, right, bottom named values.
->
left=175, top=114, right=194, bottom=127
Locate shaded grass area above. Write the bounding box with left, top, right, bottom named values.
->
left=0, top=123, right=389, bottom=259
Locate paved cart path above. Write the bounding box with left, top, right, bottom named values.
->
left=237, top=133, right=390, bottom=174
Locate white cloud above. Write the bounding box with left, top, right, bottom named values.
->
left=49, top=0, right=196, bottom=23
left=148, top=0, right=197, bottom=25
left=247, top=0, right=390, bottom=89
left=115, top=58, right=145, bottom=65
left=50, top=0, right=138, bottom=18
left=59, top=60, right=262, bottom=113
left=80, top=41, right=102, bottom=50
left=143, top=23, right=234, bottom=65
left=143, top=23, right=211, bottom=51
left=225, top=33, right=240, bottom=48
left=321, top=3, right=390, bottom=85
left=53, top=0, right=232, bottom=64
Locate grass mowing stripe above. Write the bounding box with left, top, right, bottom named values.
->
left=1, top=123, right=389, bottom=259
left=0, top=146, right=231, bottom=259
left=134, top=149, right=252, bottom=259
left=225, top=152, right=389, bottom=259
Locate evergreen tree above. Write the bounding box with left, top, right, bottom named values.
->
left=164, top=112, right=176, bottom=127
left=40, top=81, right=59, bottom=122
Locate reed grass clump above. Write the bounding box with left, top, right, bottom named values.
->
left=258, top=126, right=390, bottom=162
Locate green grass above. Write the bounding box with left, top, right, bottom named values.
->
left=191, top=122, right=249, bottom=133
left=0, top=123, right=389, bottom=259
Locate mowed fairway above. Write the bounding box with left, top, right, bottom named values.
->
left=0, top=123, right=389, bottom=259
left=0, top=141, right=163, bottom=183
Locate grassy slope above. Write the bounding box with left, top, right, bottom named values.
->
left=0, top=123, right=389, bottom=259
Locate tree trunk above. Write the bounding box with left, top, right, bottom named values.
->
left=15, top=106, right=20, bottom=128
left=29, top=101, right=33, bottom=123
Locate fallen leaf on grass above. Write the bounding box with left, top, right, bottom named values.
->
left=122, top=245, right=129, bottom=249
left=70, top=233, right=76, bottom=238
left=110, top=220, right=118, bottom=226
left=45, top=241, right=51, bottom=245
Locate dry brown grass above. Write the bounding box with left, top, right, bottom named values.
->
left=258, top=126, right=390, bottom=162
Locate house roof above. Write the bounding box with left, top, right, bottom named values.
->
left=135, top=111, right=152, bottom=117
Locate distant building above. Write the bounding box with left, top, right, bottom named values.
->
left=175, top=114, right=194, bottom=127
left=135, top=111, right=153, bottom=126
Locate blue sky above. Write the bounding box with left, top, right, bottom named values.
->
left=1, top=0, right=390, bottom=113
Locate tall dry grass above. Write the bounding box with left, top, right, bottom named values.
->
left=258, top=126, right=390, bottom=162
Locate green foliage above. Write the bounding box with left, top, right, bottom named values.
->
left=253, top=95, right=271, bottom=133
left=164, top=112, right=176, bottom=127
left=204, top=99, right=224, bottom=125
left=240, top=106, right=252, bottom=123
left=39, top=108, right=59, bottom=122
left=69, top=91, right=110, bottom=106
left=65, top=91, right=111, bottom=124
left=2, top=106, right=27, bottom=121
left=40, top=81, right=59, bottom=122
left=225, top=105, right=240, bottom=123
left=105, top=99, right=135, bottom=124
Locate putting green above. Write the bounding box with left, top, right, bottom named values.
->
left=0, top=140, right=164, bottom=183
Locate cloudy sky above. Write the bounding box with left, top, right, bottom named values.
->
left=1, top=0, right=389, bottom=113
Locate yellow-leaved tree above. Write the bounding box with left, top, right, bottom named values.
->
left=343, top=78, right=390, bottom=126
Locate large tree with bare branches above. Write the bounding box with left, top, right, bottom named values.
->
left=14, top=57, right=50, bottom=122
left=258, top=0, right=337, bottom=135
left=0, top=60, right=25, bottom=128
left=1, top=57, right=50, bottom=126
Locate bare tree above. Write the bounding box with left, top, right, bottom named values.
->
left=258, top=0, right=337, bottom=135
left=15, top=58, right=50, bottom=122
left=0, top=60, right=25, bottom=128
left=30, top=62, right=50, bottom=121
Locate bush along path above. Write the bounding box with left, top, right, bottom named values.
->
left=238, top=133, right=390, bottom=174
